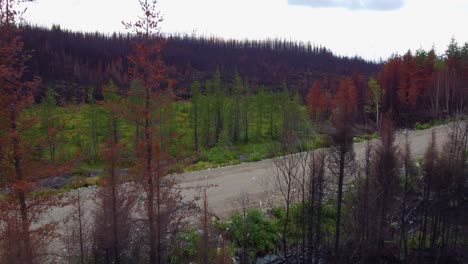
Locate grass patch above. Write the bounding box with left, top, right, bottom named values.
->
left=308, top=134, right=330, bottom=149
left=30, top=188, right=68, bottom=198
left=185, top=161, right=216, bottom=172
left=415, top=118, right=446, bottom=130
left=202, top=146, right=238, bottom=164
left=353, top=133, right=379, bottom=143
left=237, top=142, right=281, bottom=162
left=415, top=122, right=432, bottom=130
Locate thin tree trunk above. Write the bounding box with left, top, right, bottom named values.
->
left=399, top=134, right=410, bottom=260
left=135, top=122, right=140, bottom=149
left=202, top=188, right=209, bottom=264
left=308, top=166, right=315, bottom=262
left=283, top=195, right=291, bottom=260
left=376, top=101, right=379, bottom=129
left=77, top=187, right=85, bottom=264
left=156, top=169, right=162, bottom=264
left=244, top=109, right=248, bottom=143
left=145, top=89, right=157, bottom=264
left=446, top=71, right=450, bottom=114
left=194, top=102, right=198, bottom=151
left=436, top=71, right=440, bottom=116
left=19, top=191, right=33, bottom=264
left=270, top=110, right=273, bottom=139
left=364, top=142, right=371, bottom=242
left=314, top=157, right=324, bottom=264
left=111, top=170, right=119, bottom=263
left=334, top=148, right=345, bottom=260
left=12, top=113, right=33, bottom=264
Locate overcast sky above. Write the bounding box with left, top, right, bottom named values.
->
left=19, top=0, right=468, bottom=61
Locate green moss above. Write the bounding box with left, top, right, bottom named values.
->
left=83, top=176, right=100, bottom=187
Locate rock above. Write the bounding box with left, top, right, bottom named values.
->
left=88, top=169, right=104, bottom=177
left=37, top=176, right=72, bottom=189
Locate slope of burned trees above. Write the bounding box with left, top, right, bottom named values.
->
left=18, top=24, right=378, bottom=100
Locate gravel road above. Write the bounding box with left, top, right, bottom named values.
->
left=41, top=123, right=458, bottom=261
left=176, top=124, right=455, bottom=216
left=47, top=124, right=455, bottom=220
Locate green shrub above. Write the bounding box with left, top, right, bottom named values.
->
left=238, top=142, right=280, bottom=162
left=309, top=134, right=330, bottom=149
left=203, top=146, right=237, bottom=164
left=83, top=176, right=100, bottom=187
left=247, top=151, right=263, bottom=162
left=415, top=122, right=431, bottom=130
left=168, top=229, right=199, bottom=264
left=227, top=208, right=279, bottom=257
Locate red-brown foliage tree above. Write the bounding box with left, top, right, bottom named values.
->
left=370, top=115, right=400, bottom=257
left=328, top=77, right=357, bottom=260
left=398, top=51, right=419, bottom=109
left=93, top=83, right=136, bottom=264
left=377, top=40, right=466, bottom=124
left=0, top=1, right=72, bottom=263
left=123, top=1, right=196, bottom=263
left=378, top=56, right=402, bottom=115
left=332, top=77, right=357, bottom=126
left=351, top=71, right=368, bottom=122
left=305, top=80, right=329, bottom=124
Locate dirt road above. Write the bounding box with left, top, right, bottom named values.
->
left=46, top=124, right=454, bottom=224
left=178, top=124, right=453, bottom=216
left=41, top=123, right=458, bottom=261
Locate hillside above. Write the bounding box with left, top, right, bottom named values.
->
left=19, top=25, right=379, bottom=100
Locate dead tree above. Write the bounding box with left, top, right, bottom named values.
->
left=92, top=84, right=136, bottom=264
left=371, top=116, right=400, bottom=257
left=328, top=77, right=357, bottom=260
left=328, top=124, right=355, bottom=260
left=399, top=131, right=415, bottom=260
left=292, top=146, right=310, bottom=261
left=271, top=149, right=301, bottom=259
left=198, top=184, right=218, bottom=264
left=431, top=120, right=468, bottom=256
left=62, top=178, right=94, bottom=264
left=235, top=190, right=251, bottom=264
left=349, top=139, right=373, bottom=259
left=306, top=150, right=327, bottom=264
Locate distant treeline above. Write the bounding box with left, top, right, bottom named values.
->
left=19, top=24, right=378, bottom=101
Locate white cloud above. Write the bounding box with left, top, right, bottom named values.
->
left=288, top=0, right=405, bottom=11
left=19, top=0, right=468, bottom=61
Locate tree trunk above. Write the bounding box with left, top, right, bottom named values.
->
left=436, top=71, right=440, bottom=116
left=194, top=101, right=199, bottom=151
left=12, top=113, right=33, bottom=264
left=270, top=110, right=274, bottom=139
left=19, top=191, right=33, bottom=264
left=77, top=188, right=85, bottom=264
left=334, top=148, right=345, bottom=259
left=144, top=89, right=157, bottom=264
left=314, top=158, right=324, bottom=264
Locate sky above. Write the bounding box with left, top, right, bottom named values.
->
left=19, top=0, right=468, bottom=61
